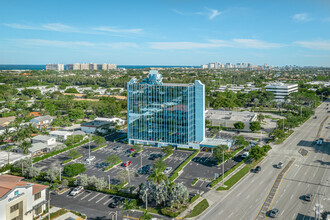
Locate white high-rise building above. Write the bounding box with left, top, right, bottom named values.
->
left=265, top=83, right=298, bottom=100
left=80, top=63, right=89, bottom=70
left=46, top=64, right=64, bottom=71
left=107, top=64, right=117, bottom=70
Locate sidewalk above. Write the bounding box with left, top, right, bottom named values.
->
left=177, top=196, right=204, bottom=218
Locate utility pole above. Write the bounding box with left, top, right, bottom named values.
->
left=21, top=162, right=23, bottom=176
left=140, top=154, right=142, bottom=170
left=59, top=168, right=61, bottom=182
left=300, top=106, right=302, bottom=118
left=108, top=175, right=111, bottom=190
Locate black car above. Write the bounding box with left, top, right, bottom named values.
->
left=108, top=200, right=120, bottom=208
left=149, top=154, right=163, bottom=160
left=255, top=166, right=261, bottom=173
left=269, top=209, right=279, bottom=218
left=132, top=152, right=140, bottom=157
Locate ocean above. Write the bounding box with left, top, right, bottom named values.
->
left=0, top=65, right=199, bottom=70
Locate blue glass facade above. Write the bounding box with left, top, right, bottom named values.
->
left=127, top=70, right=205, bottom=147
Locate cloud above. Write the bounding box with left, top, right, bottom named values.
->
left=94, top=26, right=143, bottom=34
left=10, top=39, right=138, bottom=49
left=231, top=39, right=285, bottom=49
left=206, top=8, right=222, bottom=20
left=4, top=22, right=142, bottom=36
left=172, top=8, right=222, bottom=20
left=292, top=13, right=311, bottom=22
left=295, top=40, right=330, bottom=50
left=150, top=39, right=284, bottom=50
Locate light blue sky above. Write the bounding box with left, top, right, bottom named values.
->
left=1, top=0, right=330, bottom=66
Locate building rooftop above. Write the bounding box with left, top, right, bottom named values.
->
left=205, top=110, right=256, bottom=122
left=0, top=174, right=48, bottom=198
left=81, top=120, right=110, bottom=128
left=32, top=135, right=54, bottom=142
left=49, top=130, right=72, bottom=136
left=29, top=143, right=49, bottom=153
left=30, top=115, right=53, bottom=122
left=200, top=138, right=234, bottom=149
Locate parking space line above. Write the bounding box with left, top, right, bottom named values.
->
left=73, top=192, right=84, bottom=199
left=88, top=193, right=100, bottom=201
left=96, top=195, right=107, bottom=203
left=81, top=192, right=92, bottom=200
left=103, top=197, right=113, bottom=205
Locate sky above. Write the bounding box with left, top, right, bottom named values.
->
left=0, top=0, right=330, bottom=66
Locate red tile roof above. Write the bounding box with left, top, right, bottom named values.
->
left=0, top=174, right=48, bottom=198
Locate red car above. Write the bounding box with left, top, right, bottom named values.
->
left=128, top=148, right=135, bottom=152
left=122, top=161, right=132, bottom=167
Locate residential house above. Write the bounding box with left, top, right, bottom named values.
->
left=30, top=116, right=53, bottom=129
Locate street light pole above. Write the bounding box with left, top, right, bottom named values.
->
left=127, top=165, right=130, bottom=185
left=222, top=150, right=224, bottom=186
left=140, top=154, right=142, bottom=170
left=108, top=175, right=111, bottom=190
left=88, top=135, right=91, bottom=164
left=59, top=168, right=61, bottom=182
left=145, top=189, right=148, bottom=210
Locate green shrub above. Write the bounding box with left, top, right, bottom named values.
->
left=190, top=194, right=200, bottom=203
left=63, top=163, right=86, bottom=177
left=0, top=164, right=11, bottom=173
left=191, top=178, right=198, bottom=186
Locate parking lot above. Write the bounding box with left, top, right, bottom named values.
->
left=175, top=149, right=245, bottom=193
left=50, top=188, right=164, bottom=220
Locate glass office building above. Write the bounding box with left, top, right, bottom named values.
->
left=127, top=70, right=205, bottom=148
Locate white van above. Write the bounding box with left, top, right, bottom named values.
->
left=241, top=152, right=249, bottom=158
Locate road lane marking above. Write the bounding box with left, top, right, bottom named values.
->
left=73, top=192, right=84, bottom=199
left=96, top=195, right=107, bottom=203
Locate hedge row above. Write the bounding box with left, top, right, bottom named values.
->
left=33, top=137, right=95, bottom=163
left=216, top=159, right=261, bottom=191
left=191, top=178, right=198, bottom=186
left=168, top=150, right=199, bottom=182
left=209, top=158, right=248, bottom=188
left=91, top=144, right=107, bottom=152
left=62, top=154, right=82, bottom=165
left=0, top=163, right=11, bottom=173
left=104, top=160, right=122, bottom=171
left=161, top=151, right=173, bottom=161
left=190, top=193, right=200, bottom=203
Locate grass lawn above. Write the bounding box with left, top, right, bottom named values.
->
left=184, top=199, right=209, bottom=218
left=216, top=158, right=262, bottom=191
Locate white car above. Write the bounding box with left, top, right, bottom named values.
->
left=163, top=167, right=172, bottom=174
left=241, top=152, right=249, bottom=158
left=85, top=156, right=96, bottom=162
left=70, top=186, right=84, bottom=196
left=277, top=161, right=283, bottom=169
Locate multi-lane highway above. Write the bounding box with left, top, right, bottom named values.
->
left=199, top=101, right=329, bottom=220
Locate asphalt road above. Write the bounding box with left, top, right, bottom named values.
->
left=198, top=101, right=330, bottom=220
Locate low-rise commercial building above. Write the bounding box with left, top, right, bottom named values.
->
left=265, top=82, right=298, bottom=100
left=205, top=110, right=257, bottom=131
left=0, top=175, right=48, bottom=220
left=81, top=120, right=112, bottom=134
left=30, top=116, right=53, bottom=129
left=49, top=130, right=73, bottom=141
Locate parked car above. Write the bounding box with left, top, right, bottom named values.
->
left=127, top=148, right=135, bottom=153
left=86, top=156, right=96, bottom=162
left=96, top=162, right=102, bottom=168
left=277, top=161, right=283, bottom=169
left=70, top=186, right=84, bottom=196
left=254, top=166, right=261, bottom=173
left=316, top=138, right=323, bottom=145
left=132, top=152, right=140, bottom=157
left=313, top=116, right=317, bottom=119
left=108, top=198, right=121, bottom=208
left=305, top=193, right=312, bottom=201
left=122, top=161, right=132, bottom=167
left=269, top=209, right=279, bottom=218
left=241, top=152, right=249, bottom=158
left=149, top=154, right=163, bottom=160
left=163, top=167, right=172, bottom=174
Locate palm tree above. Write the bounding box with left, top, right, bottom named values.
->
left=21, top=141, right=32, bottom=154
left=121, top=199, right=135, bottom=219
left=139, top=210, right=152, bottom=220
left=149, top=168, right=168, bottom=184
